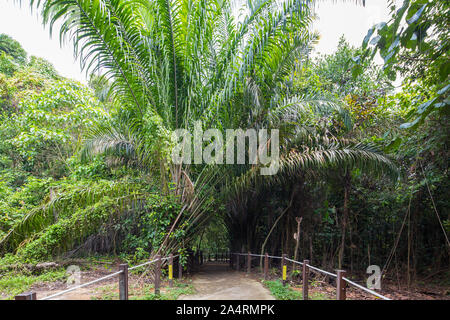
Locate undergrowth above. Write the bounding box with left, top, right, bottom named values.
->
left=262, top=280, right=330, bottom=300
left=0, top=268, right=67, bottom=299
left=262, top=280, right=302, bottom=300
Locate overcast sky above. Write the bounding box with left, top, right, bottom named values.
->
left=0, top=0, right=392, bottom=84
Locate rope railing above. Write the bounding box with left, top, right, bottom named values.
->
left=202, top=251, right=231, bottom=263
left=15, top=253, right=181, bottom=301
left=342, top=277, right=391, bottom=300
left=285, top=257, right=303, bottom=266
left=249, top=253, right=264, bottom=257
left=16, top=251, right=391, bottom=301
left=306, top=263, right=337, bottom=278
left=230, top=252, right=391, bottom=301
left=128, top=257, right=160, bottom=271
left=41, top=270, right=123, bottom=300
left=128, top=255, right=178, bottom=271
left=231, top=253, right=282, bottom=259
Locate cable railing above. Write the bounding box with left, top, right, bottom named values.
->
left=201, top=251, right=231, bottom=263
left=230, top=252, right=391, bottom=300
left=14, top=251, right=391, bottom=301
left=40, top=270, right=124, bottom=300
left=342, top=276, right=390, bottom=300
left=15, top=254, right=180, bottom=300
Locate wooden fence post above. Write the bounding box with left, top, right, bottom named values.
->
left=236, top=254, right=240, bottom=271
left=264, top=253, right=269, bottom=280
left=302, top=260, right=309, bottom=300
left=154, top=255, right=161, bottom=295
left=168, top=254, right=174, bottom=288
left=119, top=263, right=128, bottom=300
left=336, top=270, right=347, bottom=300
left=247, top=251, right=251, bottom=274
left=282, top=254, right=287, bottom=286
left=229, top=253, right=233, bottom=269
left=15, top=292, right=36, bottom=300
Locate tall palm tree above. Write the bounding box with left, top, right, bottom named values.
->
left=3, top=0, right=390, bottom=259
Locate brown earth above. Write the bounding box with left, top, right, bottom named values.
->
left=179, top=263, right=274, bottom=300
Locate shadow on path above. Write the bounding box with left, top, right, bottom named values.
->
left=179, top=262, right=274, bottom=300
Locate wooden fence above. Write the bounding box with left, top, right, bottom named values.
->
left=230, top=252, right=390, bottom=300
left=14, top=251, right=389, bottom=300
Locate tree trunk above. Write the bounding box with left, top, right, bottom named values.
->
left=338, top=172, right=350, bottom=270
left=293, top=217, right=303, bottom=271
left=259, top=187, right=297, bottom=266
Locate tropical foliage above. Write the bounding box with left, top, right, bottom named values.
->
left=0, top=0, right=448, bottom=290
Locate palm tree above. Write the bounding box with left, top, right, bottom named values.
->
left=3, top=0, right=391, bottom=261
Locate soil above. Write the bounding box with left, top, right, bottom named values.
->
left=30, top=269, right=119, bottom=300
left=258, top=266, right=450, bottom=300
left=179, top=263, right=274, bottom=300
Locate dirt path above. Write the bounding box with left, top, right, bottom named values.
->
left=179, top=263, right=274, bottom=300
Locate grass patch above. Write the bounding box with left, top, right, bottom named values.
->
left=131, top=282, right=195, bottom=300
left=263, top=280, right=331, bottom=300
left=0, top=268, right=67, bottom=300
left=262, top=280, right=302, bottom=300
left=310, top=291, right=329, bottom=300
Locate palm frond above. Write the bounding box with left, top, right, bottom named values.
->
left=81, top=121, right=138, bottom=166
left=225, top=134, right=398, bottom=198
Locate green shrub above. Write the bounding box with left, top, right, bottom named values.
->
left=262, top=280, right=302, bottom=300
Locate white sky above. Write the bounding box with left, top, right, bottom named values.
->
left=0, top=0, right=392, bottom=84
left=0, top=0, right=88, bottom=82
left=312, top=0, right=391, bottom=56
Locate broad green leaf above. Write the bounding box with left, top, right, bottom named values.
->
left=384, top=137, right=402, bottom=153
left=362, top=26, right=375, bottom=48
left=400, top=117, right=421, bottom=129
left=369, top=35, right=381, bottom=45
left=439, top=64, right=450, bottom=82
left=406, top=3, right=427, bottom=25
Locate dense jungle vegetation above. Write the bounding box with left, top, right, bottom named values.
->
left=0, top=0, right=448, bottom=294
